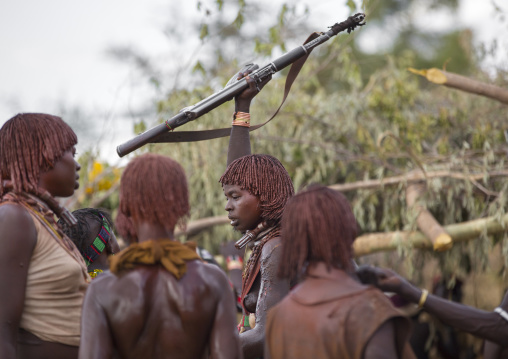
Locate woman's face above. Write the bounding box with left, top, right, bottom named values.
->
left=223, top=184, right=262, bottom=234
left=38, top=148, right=80, bottom=197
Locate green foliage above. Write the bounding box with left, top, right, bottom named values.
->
left=347, top=0, right=356, bottom=12
left=101, top=0, right=508, bottom=279
left=199, top=23, right=209, bottom=40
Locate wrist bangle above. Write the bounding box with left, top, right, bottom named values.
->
left=232, top=111, right=250, bottom=127
left=232, top=120, right=250, bottom=127
left=233, top=111, right=250, bottom=121
left=418, top=289, right=429, bottom=308
left=494, top=307, right=508, bottom=323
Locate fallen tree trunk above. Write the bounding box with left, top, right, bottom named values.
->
left=353, top=213, right=508, bottom=257
left=408, top=68, right=508, bottom=105
left=176, top=213, right=508, bottom=258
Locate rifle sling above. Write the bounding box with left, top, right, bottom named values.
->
left=150, top=32, right=320, bottom=144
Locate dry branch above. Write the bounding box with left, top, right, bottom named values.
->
left=328, top=169, right=508, bottom=192
left=353, top=213, right=508, bottom=257
left=175, top=213, right=508, bottom=258
left=408, top=68, right=508, bottom=105
left=406, top=183, right=453, bottom=251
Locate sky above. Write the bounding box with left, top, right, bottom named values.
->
left=0, top=0, right=506, bottom=164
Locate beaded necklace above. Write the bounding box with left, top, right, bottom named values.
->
left=240, top=226, right=280, bottom=306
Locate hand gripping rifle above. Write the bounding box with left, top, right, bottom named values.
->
left=116, top=13, right=366, bottom=157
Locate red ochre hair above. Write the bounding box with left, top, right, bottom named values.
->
left=0, top=113, right=77, bottom=195
left=279, top=184, right=358, bottom=279
left=116, top=153, right=189, bottom=241
left=219, top=154, right=294, bottom=224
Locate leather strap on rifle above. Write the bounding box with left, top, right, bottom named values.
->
left=151, top=32, right=320, bottom=144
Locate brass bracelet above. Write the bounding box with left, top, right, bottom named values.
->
left=233, top=111, right=251, bottom=121
left=232, top=120, right=250, bottom=127
left=418, top=289, right=429, bottom=308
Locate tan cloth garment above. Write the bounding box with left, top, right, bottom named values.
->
left=110, top=239, right=200, bottom=279
left=266, top=263, right=416, bottom=359
left=18, top=206, right=89, bottom=347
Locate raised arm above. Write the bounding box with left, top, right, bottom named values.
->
left=226, top=72, right=271, bottom=166
left=0, top=204, right=37, bottom=358
left=240, top=238, right=290, bottom=359
left=357, top=266, right=508, bottom=345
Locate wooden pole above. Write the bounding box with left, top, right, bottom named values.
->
left=408, top=68, right=508, bottom=105
left=175, top=213, right=508, bottom=258
left=406, top=183, right=453, bottom=252
left=327, top=169, right=508, bottom=192
left=353, top=213, right=508, bottom=257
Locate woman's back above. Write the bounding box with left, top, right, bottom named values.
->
left=266, top=264, right=415, bottom=358
left=84, top=260, right=235, bottom=359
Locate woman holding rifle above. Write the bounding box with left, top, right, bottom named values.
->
left=219, top=70, right=294, bottom=359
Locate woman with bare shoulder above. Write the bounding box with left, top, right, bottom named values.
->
left=0, top=113, right=88, bottom=358
left=79, top=153, right=242, bottom=359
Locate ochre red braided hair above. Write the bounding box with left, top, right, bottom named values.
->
left=279, top=184, right=358, bottom=279
left=220, top=154, right=294, bottom=314
left=116, top=153, right=189, bottom=241
left=219, top=154, right=294, bottom=225
left=0, top=113, right=77, bottom=195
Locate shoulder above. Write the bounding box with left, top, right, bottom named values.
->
left=261, top=236, right=283, bottom=259
left=0, top=202, right=34, bottom=226
left=86, top=272, right=117, bottom=297
left=345, top=288, right=409, bottom=328
left=351, top=287, right=398, bottom=311
left=85, top=271, right=137, bottom=307
left=0, top=202, right=37, bottom=247
left=187, top=260, right=231, bottom=290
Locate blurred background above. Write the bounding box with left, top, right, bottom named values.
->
left=1, top=1, right=508, bottom=356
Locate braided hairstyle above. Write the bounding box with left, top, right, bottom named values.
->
left=219, top=154, right=294, bottom=225
left=220, top=154, right=294, bottom=303
left=116, top=153, right=189, bottom=241
left=279, top=184, right=358, bottom=280
left=58, top=208, right=114, bottom=255
left=0, top=113, right=77, bottom=196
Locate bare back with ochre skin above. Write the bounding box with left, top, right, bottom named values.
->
left=80, top=260, right=241, bottom=359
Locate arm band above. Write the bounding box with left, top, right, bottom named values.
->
left=494, top=307, right=508, bottom=323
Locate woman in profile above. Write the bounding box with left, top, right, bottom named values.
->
left=265, top=184, right=416, bottom=359
left=0, top=113, right=88, bottom=358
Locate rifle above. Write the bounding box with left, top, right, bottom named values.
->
left=117, top=13, right=366, bottom=157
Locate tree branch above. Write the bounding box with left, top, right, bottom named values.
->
left=353, top=213, right=508, bottom=257
left=328, top=169, right=508, bottom=192
left=409, top=68, right=508, bottom=105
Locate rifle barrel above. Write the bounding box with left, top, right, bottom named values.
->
left=116, top=13, right=365, bottom=157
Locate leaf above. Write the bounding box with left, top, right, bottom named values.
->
left=192, top=61, right=206, bottom=75
left=233, top=12, right=244, bottom=29
left=199, top=23, right=209, bottom=40
left=347, top=0, right=357, bottom=12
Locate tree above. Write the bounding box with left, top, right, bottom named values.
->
left=90, top=1, right=508, bottom=281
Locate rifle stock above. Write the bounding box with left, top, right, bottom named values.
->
left=117, top=13, right=365, bottom=157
